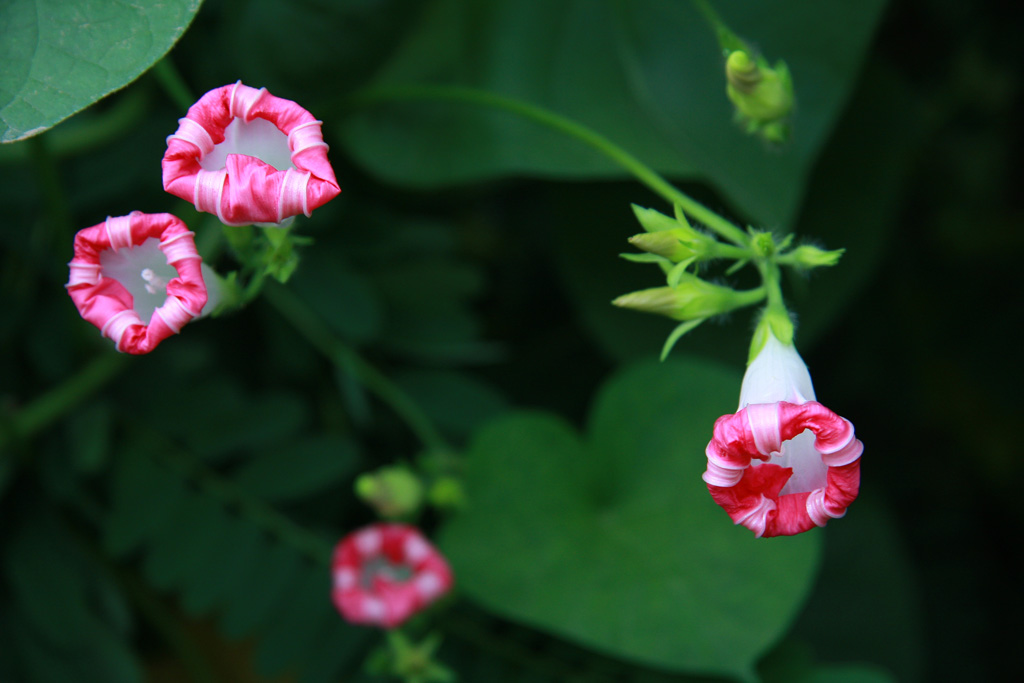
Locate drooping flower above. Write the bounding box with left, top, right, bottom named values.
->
left=66, top=212, right=211, bottom=354
left=702, top=330, right=863, bottom=537
left=162, top=81, right=340, bottom=227
left=331, top=524, right=453, bottom=629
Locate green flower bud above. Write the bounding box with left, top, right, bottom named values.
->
left=355, top=465, right=424, bottom=519
left=725, top=50, right=794, bottom=141
left=786, top=244, right=845, bottom=269
left=613, top=274, right=765, bottom=321
left=629, top=205, right=715, bottom=263
left=628, top=230, right=701, bottom=262
left=428, top=476, right=466, bottom=511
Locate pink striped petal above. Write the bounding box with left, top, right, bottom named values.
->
left=66, top=212, right=208, bottom=355
left=162, top=81, right=340, bottom=226
left=331, top=523, right=453, bottom=629
left=703, top=400, right=863, bottom=538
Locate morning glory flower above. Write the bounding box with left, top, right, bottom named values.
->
left=702, top=331, right=863, bottom=537
left=66, top=212, right=212, bottom=354
left=331, top=523, right=453, bottom=629
left=162, top=81, right=340, bottom=227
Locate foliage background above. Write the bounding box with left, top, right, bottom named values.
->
left=1, top=0, right=1019, bottom=682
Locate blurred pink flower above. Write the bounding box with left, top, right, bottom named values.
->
left=66, top=212, right=208, bottom=354
left=703, top=332, right=863, bottom=537
left=331, top=523, right=453, bottom=629
left=162, top=81, right=340, bottom=226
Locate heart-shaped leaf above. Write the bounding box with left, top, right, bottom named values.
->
left=440, top=357, right=821, bottom=681
left=0, top=0, right=202, bottom=142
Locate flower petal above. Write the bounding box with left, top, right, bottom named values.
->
left=703, top=400, right=863, bottom=537
left=162, top=81, right=340, bottom=226
left=331, top=523, right=453, bottom=629
left=66, top=212, right=207, bottom=354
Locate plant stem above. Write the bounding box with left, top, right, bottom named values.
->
left=347, top=85, right=751, bottom=248
left=262, top=282, right=451, bottom=453
left=156, top=443, right=334, bottom=566
left=1, top=353, right=130, bottom=451
left=152, top=57, right=195, bottom=111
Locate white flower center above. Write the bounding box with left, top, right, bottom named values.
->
left=99, top=238, right=176, bottom=325
left=755, top=429, right=828, bottom=495
left=200, top=117, right=292, bottom=172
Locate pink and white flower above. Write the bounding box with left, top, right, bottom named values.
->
left=331, top=523, right=453, bottom=629
left=66, top=212, right=210, bottom=355
left=162, top=81, right=340, bottom=227
left=702, top=331, right=863, bottom=537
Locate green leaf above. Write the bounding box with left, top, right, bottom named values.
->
left=142, top=492, right=225, bottom=592
left=440, top=357, right=821, bottom=680
left=0, top=0, right=203, bottom=142
left=395, top=370, right=509, bottom=439
left=792, top=495, right=926, bottom=682
left=232, top=435, right=361, bottom=503
left=289, top=246, right=383, bottom=344
left=341, top=0, right=887, bottom=227
left=154, top=380, right=310, bottom=461
left=179, top=517, right=265, bottom=616
left=219, top=543, right=305, bottom=639
left=104, top=449, right=189, bottom=557
left=256, top=569, right=339, bottom=678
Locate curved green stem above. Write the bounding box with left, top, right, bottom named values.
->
left=691, top=0, right=747, bottom=54
left=347, top=85, right=750, bottom=248
left=156, top=443, right=333, bottom=566
left=262, top=282, right=451, bottom=453
left=151, top=56, right=195, bottom=112
left=1, top=352, right=130, bottom=451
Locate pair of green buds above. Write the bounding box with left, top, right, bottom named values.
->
left=613, top=204, right=842, bottom=359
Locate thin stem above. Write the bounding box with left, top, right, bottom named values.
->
left=690, top=0, right=747, bottom=54
left=347, top=85, right=751, bottom=248
left=1, top=352, right=130, bottom=450
left=156, top=443, right=334, bottom=566
left=28, top=134, right=74, bottom=244
left=152, top=57, right=195, bottom=111
left=262, top=282, right=451, bottom=453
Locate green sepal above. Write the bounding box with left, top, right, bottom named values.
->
left=661, top=318, right=707, bottom=360
left=748, top=306, right=795, bottom=363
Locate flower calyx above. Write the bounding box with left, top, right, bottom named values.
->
left=356, top=465, right=425, bottom=519
left=725, top=50, right=794, bottom=144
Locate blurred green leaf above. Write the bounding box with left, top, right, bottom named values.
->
left=256, top=569, right=340, bottom=678
left=0, top=0, right=202, bottom=142
left=104, top=448, right=189, bottom=556
left=290, top=247, right=384, bottom=344
left=142, top=492, right=225, bottom=591
left=3, top=509, right=141, bottom=683
left=440, top=357, right=821, bottom=680
left=792, top=495, right=925, bottom=682
left=342, top=0, right=887, bottom=228
left=232, top=434, right=361, bottom=502
left=214, top=0, right=422, bottom=101
left=395, top=369, right=508, bottom=439
left=219, top=542, right=304, bottom=638
left=152, top=379, right=310, bottom=461
left=179, top=516, right=265, bottom=616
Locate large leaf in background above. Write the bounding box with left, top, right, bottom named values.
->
left=0, top=0, right=202, bottom=142
left=340, top=0, right=887, bottom=228
left=440, top=357, right=821, bottom=681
